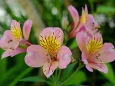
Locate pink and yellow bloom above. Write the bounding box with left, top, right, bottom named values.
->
left=76, top=31, right=115, bottom=73
left=68, top=5, right=100, bottom=38
left=0, top=19, right=32, bottom=59
left=25, top=27, right=72, bottom=78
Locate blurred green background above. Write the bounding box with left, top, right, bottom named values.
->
left=0, top=0, right=115, bottom=86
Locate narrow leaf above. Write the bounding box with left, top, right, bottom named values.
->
left=20, top=76, right=45, bottom=82
left=62, top=63, right=76, bottom=81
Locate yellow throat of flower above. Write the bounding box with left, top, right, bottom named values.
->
left=11, top=23, right=22, bottom=40
left=87, top=37, right=102, bottom=54
left=40, top=33, right=61, bottom=58
left=80, top=9, right=88, bottom=24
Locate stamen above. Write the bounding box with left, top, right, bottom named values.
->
left=40, top=32, right=61, bottom=58
left=87, top=37, right=102, bottom=54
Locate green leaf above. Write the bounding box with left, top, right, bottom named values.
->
left=20, top=76, right=45, bottom=82
left=101, top=64, right=115, bottom=85
left=69, top=38, right=78, bottom=49
left=96, top=5, right=115, bottom=13
left=62, top=63, right=76, bottom=81
left=0, top=49, right=7, bottom=85
left=102, top=82, right=113, bottom=86
left=67, top=85, right=89, bottom=86
left=63, top=71, right=87, bottom=86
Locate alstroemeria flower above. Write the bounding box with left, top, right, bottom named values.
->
left=76, top=31, right=115, bottom=73
left=68, top=5, right=100, bottom=38
left=25, top=27, right=72, bottom=78
left=0, top=19, right=32, bottom=59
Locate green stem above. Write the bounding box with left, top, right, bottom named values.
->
left=55, top=69, right=58, bottom=79
left=51, top=69, right=61, bottom=86
left=9, top=67, right=33, bottom=86
left=60, top=63, right=84, bottom=86
left=53, top=69, right=58, bottom=86
left=57, top=69, right=61, bottom=81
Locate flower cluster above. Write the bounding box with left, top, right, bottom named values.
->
left=0, top=5, right=115, bottom=78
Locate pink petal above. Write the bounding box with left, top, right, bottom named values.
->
left=94, top=32, right=102, bottom=40
left=0, top=30, right=15, bottom=49
left=23, top=19, right=32, bottom=40
left=86, top=64, right=93, bottom=72
left=57, top=46, right=72, bottom=69
left=89, top=63, right=108, bottom=73
left=43, top=61, right=58, bottom=78
left=69, top=22, right=93, bottom=38
left=98, top=43, right=115, bottom=63
left=86, top=14, right=99, bottom=33
left=76, top=31, right=89, bottom=55
left=11, top=20, right=21, bottom=32
left=0, top=30, right=13, bottom=42
left=2, top=49, right=13, bottom=59
left=85, top=5, right=88, bottom=17
left=69, top=23, right=82, bottom=38
left=68, top=5, right=79, bottom=27
left=39, top=27, right=64, bottom=45
left=82, top=53, right=93, bottom=72
left=25, top=45, right=50, bottom=67
left=11, top=20, right=23, bottom=40
left=11, top=48, right=26, bottom=57
left=0, top=40, right=8, bottom=50
left=82, top=52, right=88, bottom=64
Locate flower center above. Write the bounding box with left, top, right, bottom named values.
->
left=11, top=23, right=22, bottom=40
left=87, top=37, right=102, bottom=54
left=40, top=32, right=61, bottom=58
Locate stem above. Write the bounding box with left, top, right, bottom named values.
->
left=57, top=69, right=61, bottom=81
left=54, top=69, right=58, bottom=86
left=9, top=67, right=33, bottom=86
left=60, top=63, right=84, bottom=86
left=55, top=69, right=58, bottom=79
left=51, top=69, right=61, bottom=86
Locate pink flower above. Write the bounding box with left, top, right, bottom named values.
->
left=76, top=31, right=115, bottom=73
left=25, top=27, right=72, bottom=78
left=0, top=19, right=32, bottom=59
left=68, top=5, right=100, bottom=38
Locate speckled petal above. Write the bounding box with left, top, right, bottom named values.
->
left=11, top=20, right=22, bottom=40
left=100, top=43, right=115, bottom=62
left=39, top=27, right=64, bottom=45
left=86, top=14, right=99, bottom=33
left=91, top=43, right=115, bottom=63
left=43, top=61, right=58, bottom=78
left=89, top=63, right=108, bottom=73
left=0, top=30, right=14, bottom=49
